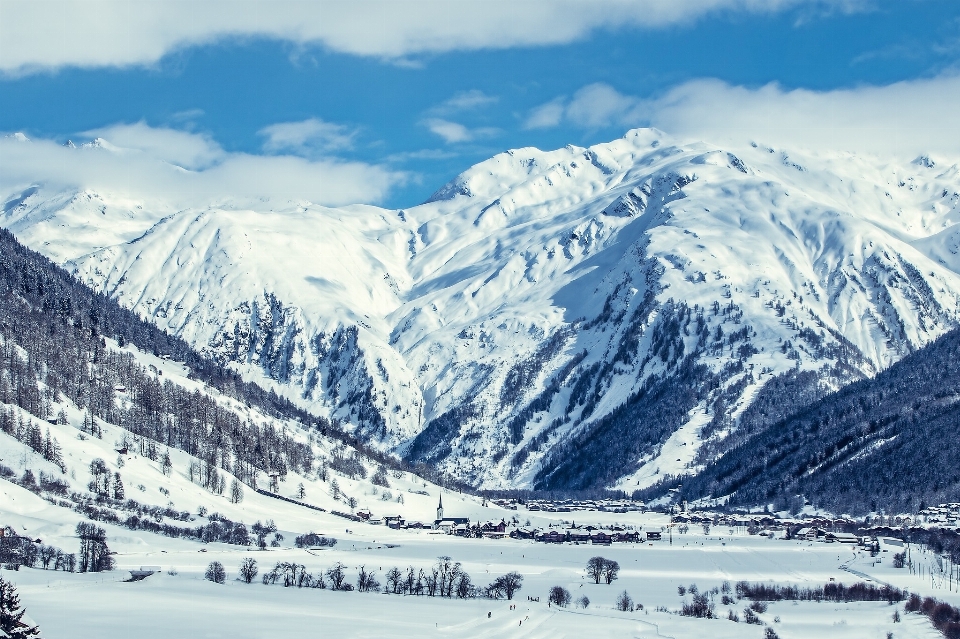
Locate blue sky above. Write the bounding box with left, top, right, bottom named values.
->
left=3, top=0, right=960, bottom=208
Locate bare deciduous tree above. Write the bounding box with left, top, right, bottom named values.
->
left=238, top=557, right=258, bottom=584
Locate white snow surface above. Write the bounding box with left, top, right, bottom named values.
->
left=0, top=341, right=953, bottom=639
left=5, top=129, right=960, bottom=488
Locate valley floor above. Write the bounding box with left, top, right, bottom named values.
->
left=4, top=504, right=954, bottom=639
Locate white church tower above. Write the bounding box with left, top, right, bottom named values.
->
left=437, top=493, right=444, bottom=521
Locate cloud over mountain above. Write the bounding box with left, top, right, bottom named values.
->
left=0, top=0, right=858, bottom=74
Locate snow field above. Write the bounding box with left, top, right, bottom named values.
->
left=0, top=508, right=945, bottom=638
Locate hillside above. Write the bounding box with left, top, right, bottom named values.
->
left=5, top=129, right=960, bottom=490
left=0, top=225, right=484, bottom=526
left=650, top=326, right=960, bottom=515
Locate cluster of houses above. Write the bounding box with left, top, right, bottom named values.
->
left=792, top=527, right=860, bottom=544
left=353, top=498, right=960, bottom=544
left=509, top=526, right=655, bottom=545
left=356, top=497, right=658, bottom=544
left=919, top=503, right=960, bottom=526
left=491, top=498, right=644, bottom=514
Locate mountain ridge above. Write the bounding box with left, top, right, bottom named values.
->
left=4, top=128, right=960, bottom=491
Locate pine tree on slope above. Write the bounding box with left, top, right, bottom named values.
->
left=0, top=577, right=41, bottom=638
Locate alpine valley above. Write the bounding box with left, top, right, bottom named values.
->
left=5, top=128, right=960, bottom=496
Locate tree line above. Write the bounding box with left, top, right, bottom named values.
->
left=205, top=555, right=523, bottom=601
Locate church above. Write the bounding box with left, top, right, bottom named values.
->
left=432, top=493, right=470, bottom=532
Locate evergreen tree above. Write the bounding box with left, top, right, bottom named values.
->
left=112, top=472, right=124, bottom=500
left=0, top=576, right=41, bottom=638
left=160, top=451, right=172, bottom=477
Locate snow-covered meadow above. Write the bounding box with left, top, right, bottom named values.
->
left=3, top=487, right=948, bottom=639
left=0, top=328, right=953, bottom=639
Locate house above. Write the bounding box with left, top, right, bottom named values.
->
left=383, top=516, right=405, bottom=529
left=591, top=531, right=612, bottom=545
left=356, top=509, right=371, bottom=521
left=538, top=530, right=566, bottom=543
left=646, top=531, right=662, bottom=541
left=824, top=532, right=858, bottom=544
left=567, top=529, right=590, bottom=543
left=510, top=528, right=537, bottom=540
left=481, top=520, right=507, bottom=534
left=614, top=531, right=641, bottom=543
left=795, top=527, right=823, bottom=541
left=435, top=518, right=470, bottom=533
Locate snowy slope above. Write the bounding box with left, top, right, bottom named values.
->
left=0, top=335, right=503, bottom=533
left=5, top=129, right=960, bottom=489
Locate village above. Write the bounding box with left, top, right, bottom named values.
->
left=345, top=492, right=960, bottom=549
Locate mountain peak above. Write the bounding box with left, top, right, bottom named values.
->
left=5, top=131, right=960, bottom=490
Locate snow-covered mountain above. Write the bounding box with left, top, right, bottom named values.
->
left=5, top=128, right=960, bottom=490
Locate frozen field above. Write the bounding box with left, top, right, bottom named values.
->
left=1, top=483, right=950, bottom=639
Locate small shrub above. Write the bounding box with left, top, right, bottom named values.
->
left=743, top=607, right=762, bottom=624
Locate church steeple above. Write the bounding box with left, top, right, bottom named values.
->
left=437, top=493, right=444, bottom=521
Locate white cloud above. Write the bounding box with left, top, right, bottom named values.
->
left=258, top=118, right=356, bottom=155
left=566, top=83, right=643, bottom=128
left=434, top=90, right=498, bottom=113
left=0, top=124, right=405, bottom=207
left=384, top=148, right=459, bottom=163
left=423, top=118, right=499, bottom=144
left=524, top=98, right=566, bottom=129
left=82, top=121, right=223, bottom=170
left=424, top=119, right=471, bottom=144
left=646, top=75, right=960, bottom=156
left=525, top=84, right=643, bottom=130
left=526, top=74, right=960, bottom=157
left=0, top=0, right=858, bottom=74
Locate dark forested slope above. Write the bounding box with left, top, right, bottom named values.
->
left=664, top=328, right=960, bottom=514
left=0, top=227, right=409, bottom=485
